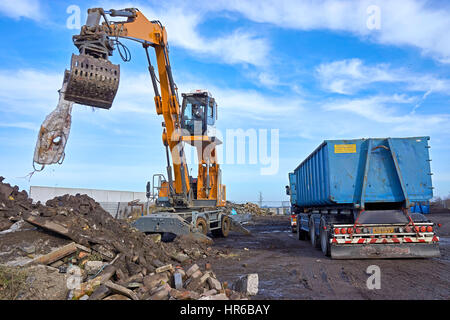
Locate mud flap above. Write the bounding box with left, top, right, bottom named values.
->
left=64, top=54, right=120, bottom=109
left=331, top=243, right=440, bottom=259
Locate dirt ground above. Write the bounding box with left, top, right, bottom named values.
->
left=199, top=213, right=450, bottom=300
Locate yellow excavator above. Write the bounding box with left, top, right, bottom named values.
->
left=38, top=8, right=237, bottom=238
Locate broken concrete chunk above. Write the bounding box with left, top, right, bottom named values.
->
left=186, top=264, right=199, bottom=278
left=190, top=269, right=202, bottom=279
left=172, top=252, right=190, bottom=263
left=169, top=288, right=199, bottom=300
left=207, top=276, right=222, bottom=291
left=155, top=264, right=173, bottom=273
left=143, top=273, right=169, bottom=290
left=232, top=273, right=258, bottom=296
left=85, top=261, right=105, bottom=275
left=148, top=233, right=161, bottom=243
left=149, top=284, right=171, bottom=300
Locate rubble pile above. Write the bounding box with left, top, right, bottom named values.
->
left=0, top=177, right=249, bottom=300
left=224, top=201, right=271, bottom=216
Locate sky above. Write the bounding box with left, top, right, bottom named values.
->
left=0, top=0, right=449, bottom=203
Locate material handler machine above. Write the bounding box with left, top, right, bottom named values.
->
left=35, top=8, right=234, bottom=239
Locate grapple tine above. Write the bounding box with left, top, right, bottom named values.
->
left=64, top=54, right=120, bottom=109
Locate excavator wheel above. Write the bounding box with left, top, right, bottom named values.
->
left=212, top=215, right=230, bottom=238
left=195, top=217, right=208, bottom=236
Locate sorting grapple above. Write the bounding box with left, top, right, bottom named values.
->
left=64, top=54, right=120, bottom=109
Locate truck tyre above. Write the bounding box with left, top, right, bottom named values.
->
left=211, top=215, right=230, bottom=238
left=319, top=218, right=331, bottom=257
left=195, top=217, right=208, bottom=236
left=309, top=217, right=320, bottom=249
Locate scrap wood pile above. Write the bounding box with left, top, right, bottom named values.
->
left=224, top=201, right=271, bottom=216
left=0, top=176, right=249, bottom=300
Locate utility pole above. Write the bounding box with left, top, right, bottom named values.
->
left=258, top=191, right=263, bottom=208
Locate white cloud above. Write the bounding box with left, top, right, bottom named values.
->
left=316, top=58, right=450, bottom=95
left=205, top=0, right=450, bottom=64
left=322, top=94, right=450, bottom=134
left=98, top=1, right=269, bottom=66
left=0, top=69, right=62, bottom=114
left=177, top=80, right=303, bottom=123
left=0, top=122, right=37, bottom=130
left=0, top=0, right=42, bottom=21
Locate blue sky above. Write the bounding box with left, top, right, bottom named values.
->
left=0, top=0, right=449, bottom=203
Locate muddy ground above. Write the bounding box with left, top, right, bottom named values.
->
left=199, top=213, right=450, bottom=300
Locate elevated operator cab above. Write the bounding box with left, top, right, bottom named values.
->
left=181, top=90, right=217, bottom=136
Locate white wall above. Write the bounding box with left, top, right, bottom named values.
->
left=29, top=186, right=147, bottom=204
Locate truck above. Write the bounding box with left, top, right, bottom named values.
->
left=286, top=137, right=440, bottom=259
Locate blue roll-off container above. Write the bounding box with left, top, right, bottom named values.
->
left=288, top=137, right=433, bottom=209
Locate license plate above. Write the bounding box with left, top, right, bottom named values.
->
left=372, top=227, right=395, bottom=234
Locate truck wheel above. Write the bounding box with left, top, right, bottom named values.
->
left=211, top=215, right=230, bottom=238
left=309, top=217, right=320, bottom=249
left=319, top=219, right=331, bottom=257
left=195, top=217, right=208, bottom=236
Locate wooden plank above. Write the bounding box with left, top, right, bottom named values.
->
left=32, top=242, right=77, bottom=265
left=104, top=280, right=139, bottom=300
left=24, top=216, right=70, bottom=237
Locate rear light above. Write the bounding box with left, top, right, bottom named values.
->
left=341, top=228, right=347, bottom=234
left=420, top=226, right=426, bottom=232
left=334, top=228, right=340, bottom=234
left=426, top=226, right=433, bottom=232
left=291, top=215, right=296, bottom=219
